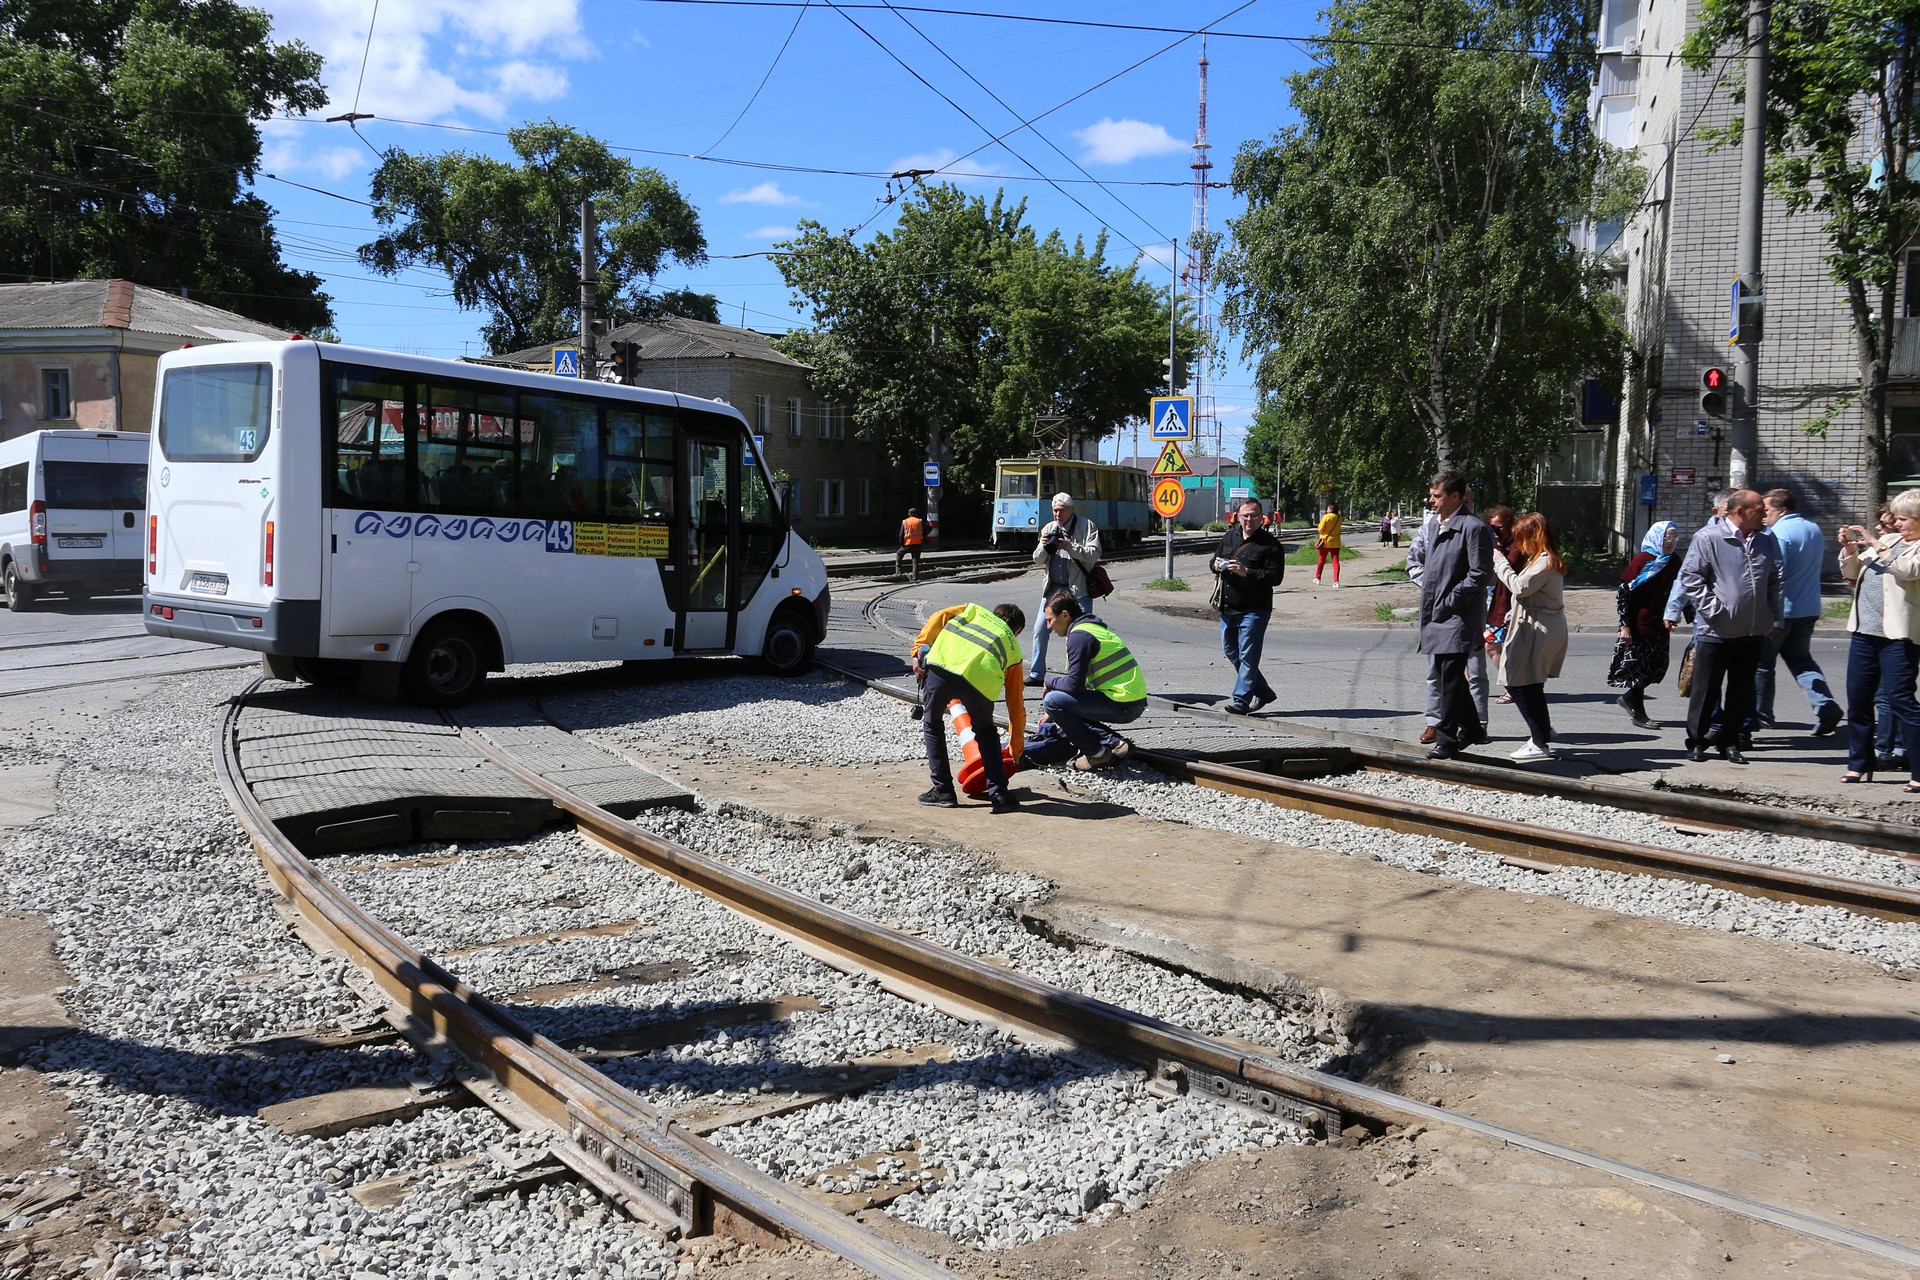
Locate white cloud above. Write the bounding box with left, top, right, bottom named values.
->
left=1135, top=243, right=1179, bottom=271
left=261, top=134, right=364, bottom=182
left=888, top=148, right=1000, bottom=187
left=1072, top=118, right=1186, bottom=165
left=253, top=0, right=587, bottom=124
left=746, top=225, right=797, bottom=241
left=721, top=181, right=808, bottom=207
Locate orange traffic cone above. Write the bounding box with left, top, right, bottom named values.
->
left=947, top=702, right=1019, bottom=797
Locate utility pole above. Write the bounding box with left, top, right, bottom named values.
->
left=579, top=198, right=599, bottom=382
left=1728, top=0, right=1769, bottom=493
left=926, top=322, right=942, bottom=548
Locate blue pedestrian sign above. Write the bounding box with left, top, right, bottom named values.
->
left=552, top=347, right=581, bottom=378
left=1149, top=395, right=1193, bottom=441
left=923, top=462, right=942, bottom=487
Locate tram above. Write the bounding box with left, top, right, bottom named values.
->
left=143, top=340, right=829, bottom=704
left=991, top=458, right=1152, bottom=547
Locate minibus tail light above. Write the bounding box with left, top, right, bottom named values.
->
left=148, top=515, right=158, bottom=575
left=29, top=500, right=46, bottom=571
left=263, top=520, right=275, bottom=587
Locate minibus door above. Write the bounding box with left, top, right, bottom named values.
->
left=673, top=433, right=737, bottom=652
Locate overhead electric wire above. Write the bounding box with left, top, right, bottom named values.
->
left=700, top=0, right=813, bottom=155
left=875, top=0, right=1171, bottom=245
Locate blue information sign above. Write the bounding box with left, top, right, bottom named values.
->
left=923, top=462, right=942, bottom=487
left=552, top=347, right=581, bottom=378
left=1638, top=474, right=1657, bottom=506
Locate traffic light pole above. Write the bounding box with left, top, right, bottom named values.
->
left=579, top=198, right=599, bottom=382
left=1729, top=0, right=1769, bottom=493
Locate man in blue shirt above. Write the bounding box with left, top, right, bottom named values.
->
left=1754, top=488, right=1842, bottom=735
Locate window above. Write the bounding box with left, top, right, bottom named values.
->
left=160, top=363, right=273, bottom=463
left=818, top=405, right=832, bottom=440
left=1540, top=435, right=1606, bottom=485
left=0, top=463, right=26, bottom=515
left=43, top=462, right=146, bottom=509
left=815, top=477, right=845, bottom=517
left=1889, top=406, right=1920, bottom=485
left=40, top=368, right=71, bottom=421
left=858, top=478, right=871, bottom=515
left=604, top=405, right=677, bottom=523
left=832, top=405, right=847, bottom=440
left=1000, top=469, right=1038, bottom=499
left=1906, top=251, right=1920, bottom=318
left=753, top=394, right=770, bottom=434
left=786, top=397, right=802, bottom=438
left=329, top=365, right=411, bottom=507
left=519, top=392, right=603, bottom=520
left=418, top=383, right=518, bottom=512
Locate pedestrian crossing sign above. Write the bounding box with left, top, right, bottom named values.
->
left=552, top=347, right=581, bottom=378
left=1149, top=395, right=1193, bottom=440
left=1151, top=440, right=1192, bottom=477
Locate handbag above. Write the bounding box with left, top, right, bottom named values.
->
left=1087, top=563, right=1114, bottom=599
left=1676, top=640, right=1696, bottom=697
left=1209, top=572, right=1228, bottom=614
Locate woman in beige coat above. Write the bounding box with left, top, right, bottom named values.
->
left=1493, top=512, right=1569, bottom=762
left=1837, top=488, right=1920, bottom=786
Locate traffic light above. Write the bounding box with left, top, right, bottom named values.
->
left=609, top=339, right=637, bottom=385
left=1700, top=366, right=1729, bottom=418
left=1161, top=351, right=1189, bottom=394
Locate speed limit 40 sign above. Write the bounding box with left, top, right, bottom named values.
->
left=1152, top=478, right=1187, bottom=519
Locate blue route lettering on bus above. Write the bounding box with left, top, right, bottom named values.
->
left=350, top=512, right=559, bottom=546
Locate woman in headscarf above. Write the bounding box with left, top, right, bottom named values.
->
left=1608, top=520, right=1682, bottom=728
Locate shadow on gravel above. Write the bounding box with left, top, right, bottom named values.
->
left=1376, top=1005, right=1920, bottom=1050
left=20, top=1029, right=424, bottom=1113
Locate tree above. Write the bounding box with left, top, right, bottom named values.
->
left=361, top=121, right=711, bottom=354
left=1685, top=0, right=1920, bottom=501
left=0, top=0, right=333, bottom=330
left=773, top=183, right=1192, bottom=510
left=1218, top=0, right=1629, bottom=498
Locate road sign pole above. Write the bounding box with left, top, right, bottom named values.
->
left=1165, top=517, right=1174, bottom=580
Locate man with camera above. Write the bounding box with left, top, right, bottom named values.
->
left=1028, top=492, right=1101, bottom=684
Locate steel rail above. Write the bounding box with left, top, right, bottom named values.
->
left=457, top=712, right=1920, bottom=1269
left=1155, top=698, right=1920, bottom=862
left=813, top=658, right=1920, bottom=925
left=214, top=683, right=958, bottom=1280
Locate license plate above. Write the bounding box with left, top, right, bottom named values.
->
left=187, top=572, right=229, bottom=597
left=56, top=537, right=102, bottom=549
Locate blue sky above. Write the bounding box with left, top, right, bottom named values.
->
left=249, top=0, right=1320, bottom=462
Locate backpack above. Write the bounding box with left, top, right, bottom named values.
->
left=1087, top=564, right=1114, bottom=599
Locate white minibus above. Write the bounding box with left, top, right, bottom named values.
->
left=143, top=340, right=830, bottom=704
left=0, top=429, right=149, bottom=610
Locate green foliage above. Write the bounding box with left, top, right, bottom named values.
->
left=1685, top=0, right=1920, bottom=499
left=1373, top=602, right=1398, bottom=622
left=1142, top=576, right=1190, bottom=591
left=773, top=184, right=1197, bottom=496
left=1219, top=0, right=1627, bottom=500
left=362, top=121, right=711, bottom=353
left=0, top=0, right=332, bottom=329
left=1370, top=561, right=1411, bottom=580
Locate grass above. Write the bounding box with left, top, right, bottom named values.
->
left=1285, top=543, right=1363, bottom=566
left=1823, top=596, right=1852, bottom=619
left=1369, top=562, right=1410, bottom=581
left=1373, top=602, right=1398, bottom=622
left=1142, top=576, right=1190, bottom=591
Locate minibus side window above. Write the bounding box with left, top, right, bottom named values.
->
left=329, top=365, right=410, bottom=509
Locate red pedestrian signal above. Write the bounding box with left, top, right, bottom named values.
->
left=1700, top=367, right=1729, bottom=418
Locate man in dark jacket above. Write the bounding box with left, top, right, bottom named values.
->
left=1418, top=469, right=1494, bottom=759
left=1211, top=497, right=1285, bottom=713
left=1679, top=488, right=1783, bottom=763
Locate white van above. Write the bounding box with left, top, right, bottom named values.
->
left=0, top=430, right=150, bottom=611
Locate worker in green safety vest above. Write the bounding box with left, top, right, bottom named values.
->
left=916, top=601, right=1028, bottom=812
left=1037, top=592, right=1146, bottom=770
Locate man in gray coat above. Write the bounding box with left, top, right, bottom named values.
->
left=1417, top=469, right=1494, bottom=759
left=1678, top=488, right=1783, bottom=764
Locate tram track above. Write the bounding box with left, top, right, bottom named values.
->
left=210, top=675, right=1920, bottom=1271
left=833, top=576, right=1920, bottom=922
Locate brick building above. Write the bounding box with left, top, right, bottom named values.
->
left=0, top=280, right=289, bottom=443
left=1581, top=0, right=1887, bottom=553
left=491, top=317, right=907, bottom=544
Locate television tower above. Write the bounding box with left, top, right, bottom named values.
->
left=1182, top=40, right=1219, bottom=514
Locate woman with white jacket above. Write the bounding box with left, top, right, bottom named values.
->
left=1492, top=512, right=1569, bottom=762
left=1837, top=488, right=1920, bottom=787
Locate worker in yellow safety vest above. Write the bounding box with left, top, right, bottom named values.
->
left=914, top=601, right=1027, bottom=812
left=895, top=507, right=927, bottom=581
left=1036, top=592, right=1147, bottom=770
